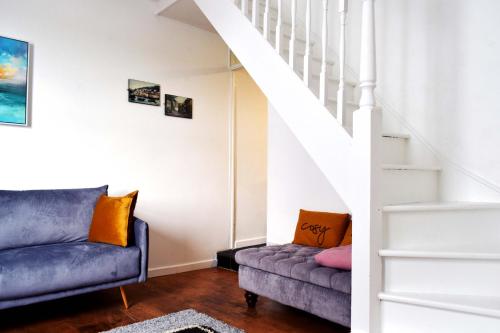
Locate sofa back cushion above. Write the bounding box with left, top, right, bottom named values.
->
left=0, top=186, right=108, bottom=250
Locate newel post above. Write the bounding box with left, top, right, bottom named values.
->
left=351, top=0, right=382, bottom=333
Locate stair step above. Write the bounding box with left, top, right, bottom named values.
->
left=381, top=135, right=409, bottom=165
left=381, top=250, right=500, bottom=296
left=282, top=49, right=332, bottom=66
left=382, top=202, right=500, bottom=252
left=380, top=291, right=500, bottom=319
left=268, top=30, right=315, bottom=46
left=383, top=201, right=500, bottom=212
left=381, top=292, right=500, bottom=333
left=306, top=75, right=359, bottom=104
left=380, top=249, right=500, bottom=260
left=311, top=73, right=357, bottom=87
left=382, top=132, right=410, bottom=140
left=382, top=165, right=440, bottom=205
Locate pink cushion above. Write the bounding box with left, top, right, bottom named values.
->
left=314, top=245, right=352, bottom=270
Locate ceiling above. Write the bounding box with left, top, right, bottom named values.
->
left=157, top=0, right=216, bottom=33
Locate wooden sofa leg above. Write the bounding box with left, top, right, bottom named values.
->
left=119, top=286, right=129, bottom=309
left=244, top=291, right=258, bottom=308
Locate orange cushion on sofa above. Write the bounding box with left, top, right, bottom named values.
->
left=88, top=191, right=138, bottom=247
left=339, top=219, right=352, bottom=246
left=292, top=209, right=350, bottom=248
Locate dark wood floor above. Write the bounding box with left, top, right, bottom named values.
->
left=0, top=268, right=349, bottom=333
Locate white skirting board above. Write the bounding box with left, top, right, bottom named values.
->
left=234, top=236, right=267, bottom=248
left=148, top=259, right=217, bottom=278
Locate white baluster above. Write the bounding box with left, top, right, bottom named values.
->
left=359, top=0, right=376, bottom=110
left=337, top=0, right=348, bottom=125
left=241, top=0, right=248, bottom=17
left=303, top=0, right=311, bottom=86
left=263, top=0, right=270, bottom=41
left=252, top=0, right=260, bottom=28
left=319, top=0, right=329, bottom=105
left=275, top=0, right=282, bottom=54
left=288, top=0, right=297, bottom=68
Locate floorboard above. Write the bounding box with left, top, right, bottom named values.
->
left=0, top=268, right=349, bottom=333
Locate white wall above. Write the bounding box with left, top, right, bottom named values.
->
left=267, top=105, right=349, bottom=245
left=0, top=0, right=231, bottom=275
left=233, top=69, right=267, bottom=248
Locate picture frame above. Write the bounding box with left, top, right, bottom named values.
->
left=128, top=79, right=161, bottom=106
left=164, top=94, right=193, bottom=119
left=0, top=35, right=30, bottom=126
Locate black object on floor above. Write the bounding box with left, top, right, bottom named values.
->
left=167, top=325, right=218, bottom=333
left=216, top=244, right=266, bottom=271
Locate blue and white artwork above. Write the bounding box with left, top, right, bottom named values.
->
left=0, top=36, right=29, bottom=126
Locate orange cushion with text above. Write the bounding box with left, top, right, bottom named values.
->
left=292, top=209, right=350, bottom=248
left=339, top=219, right=352, bottom=246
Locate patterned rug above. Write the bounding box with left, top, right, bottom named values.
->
left=102, top=309, right=244, bottom=333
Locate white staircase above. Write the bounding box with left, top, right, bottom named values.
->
left=163, top=0, right=500, bottom=331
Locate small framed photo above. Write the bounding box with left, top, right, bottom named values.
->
left=128, top=79, right=160, bottom=106
left=0, top=36, right=30, bottom=126
left=165, top=94, right=193, bottom=119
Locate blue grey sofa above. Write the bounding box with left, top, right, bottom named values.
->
left=235, top=244, right=351, bottom=327
left=0, top=186, right=149, bottom=310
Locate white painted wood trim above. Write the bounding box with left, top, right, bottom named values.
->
left=336, top=0, right=348, bottom=126
left=149, top=259, right=217, bottom=277
left=252, top=0, right=259, bottom=27
left=303, top=0, right=311, bottom=87
left=319, top=0, right=329, bottom=106
left=351, top=1, right=381, bottom=332
left=383, top=201, right=500, bottom=212
left=379, top=292, right=500, bottom=319
left=241, top=0, right=248, bottom=17
left=379, top=249, right=500, bottom=260
left=234, top=236, right=267, bottom=248
left=275, top=0, right=282, bottom=54
left=263, top=0, right=270, bottom=41
left=288, top=0, right=297, bottom=68
left=228, top=68, right=237, bottom=249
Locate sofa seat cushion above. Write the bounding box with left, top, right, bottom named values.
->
left=0, top=242, right=140, bottom=301
left=235, top=244, right=351, bottom=294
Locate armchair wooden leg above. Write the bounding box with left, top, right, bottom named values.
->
left=119, top=286, right=129, bottom=309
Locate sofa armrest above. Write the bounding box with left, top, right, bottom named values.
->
left=133, top=218, right=149, bottom=283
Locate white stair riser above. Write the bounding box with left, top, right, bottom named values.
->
left=282, top=50, right=337, bottom=79
left=268, top=31, right=312, bottom=48
left=382, top=169, right=439, bottom=205
left=383, top=209, right=500, bottom=251
left=381, top=301, right=500, bottom=333
left=381, top=137, right=407, bottom=165
left=384, top=257, right=500, bottom=297
left=309, top=77, right=357, bottom=104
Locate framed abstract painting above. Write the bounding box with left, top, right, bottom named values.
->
left=0, top=36, right=30, bottom=126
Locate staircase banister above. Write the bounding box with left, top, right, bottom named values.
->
left=194, top=0, right=356, bottom=210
